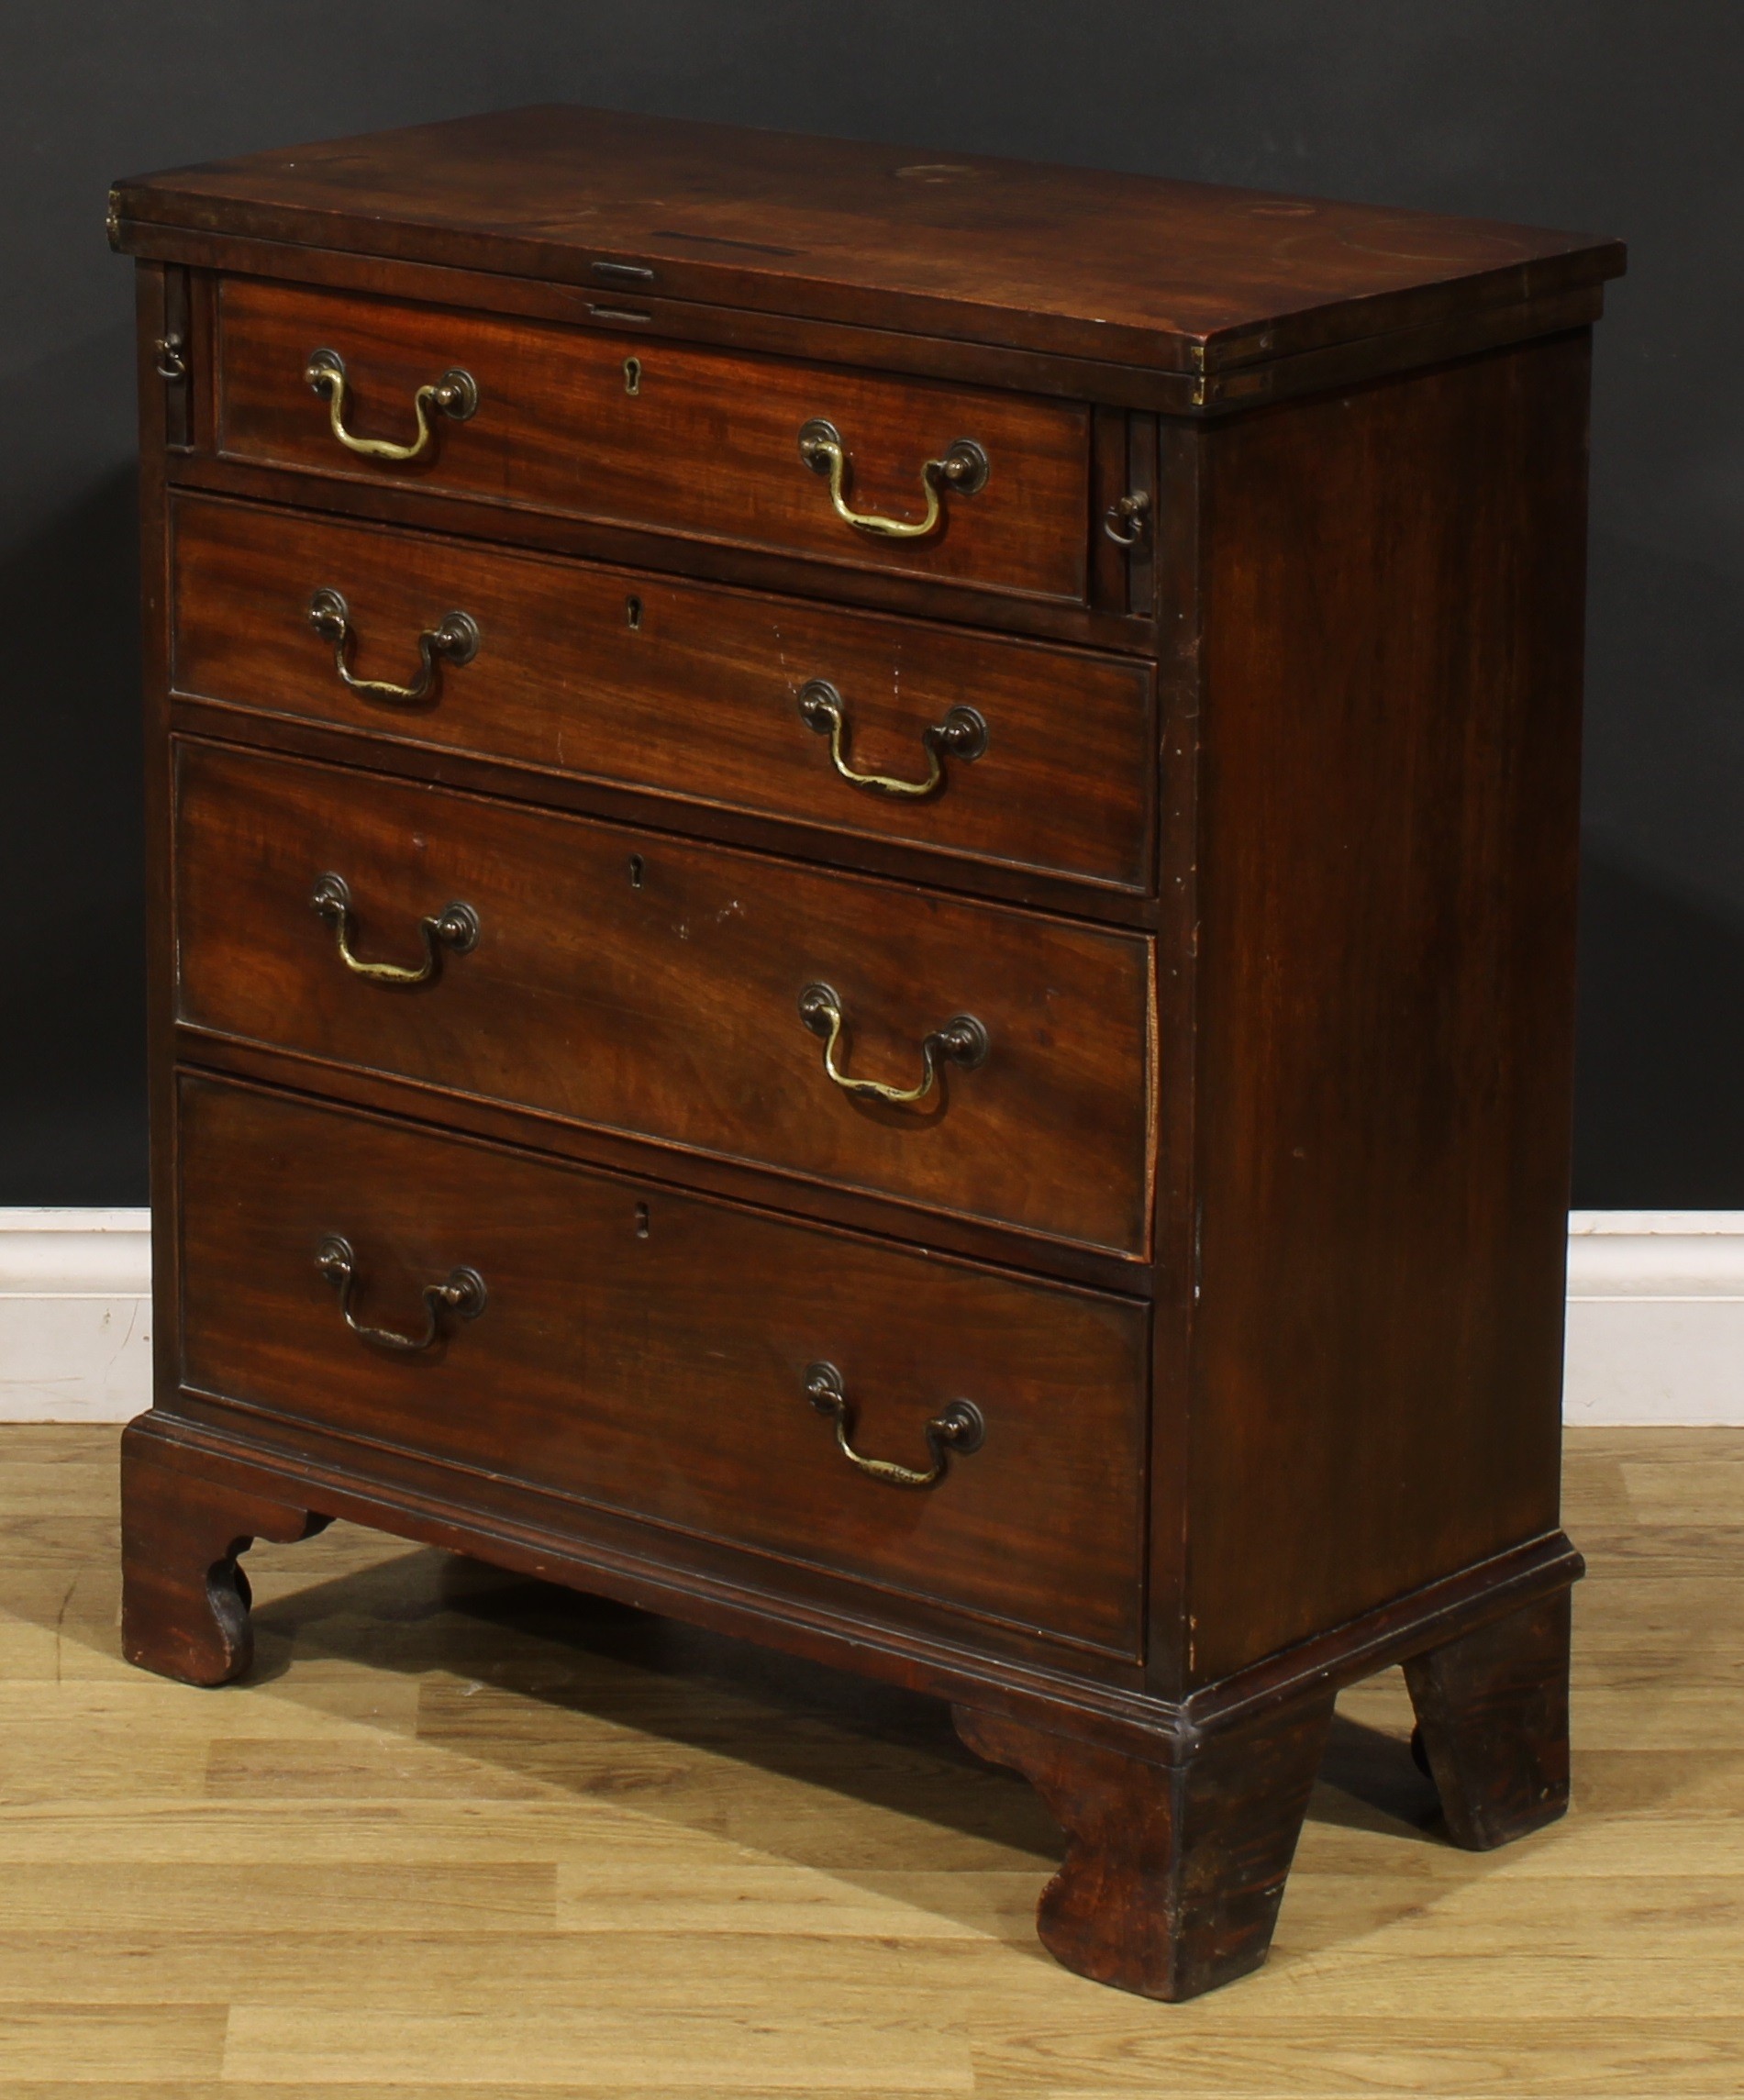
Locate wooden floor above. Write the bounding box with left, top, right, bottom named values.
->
left=1, top=1427, right=1739, bottom=2095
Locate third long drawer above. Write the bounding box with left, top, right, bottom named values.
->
left=173, top=739, right=1155, bottom=1256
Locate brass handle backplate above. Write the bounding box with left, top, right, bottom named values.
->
left=305, top=347, right=478, bottom=461
left=797, top=417, right=988, bottom=539
left=797, top=679, right=986, bottom=799
left=798, top=983, right=987, bottom=1106
left=307, top=588, right=480, bottom=706
left=310, top=872, right=480, bottom=986
left=316, top=1234, right=486, bottom=1353
left=805, top=1361, right=984, bottom=1488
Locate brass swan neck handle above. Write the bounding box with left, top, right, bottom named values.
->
left=307, top=588, right=480, bottom=706
left=805, top=1362, right=984, bottom=1488
left=797, top=983, right=988, bottom=1106
left=797, top=679, right=987, bottom=799
left=305, top=347, right=478, bottom=462
left=310, top=872, right=480, bottom=987
left=316, top=1235, right=487, bottom=1354
left=797, top=417, right=988, bottom=539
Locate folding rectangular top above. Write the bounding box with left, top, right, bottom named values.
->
left=112, top=103, right=1625, bottom=379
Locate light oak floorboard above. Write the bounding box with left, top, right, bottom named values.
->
left=0, top=1425, right=1738, bottom=2094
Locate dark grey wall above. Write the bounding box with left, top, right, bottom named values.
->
left=5, top=2, right=1738, bottom=1205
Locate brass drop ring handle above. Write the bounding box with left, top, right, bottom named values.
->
left=310, top=872, right=480, bottom=986
left=307, top=588, right=480, bottom=706
left=316, top=1234, right=486, bottom=1353
left=798, top=680, right=986, bottom=800
left=1103, top=492, right=1150, bottom=548
left=797, top=417, right=988, bottom=539
left=798, top=983, right=987, bottom=1106
left=805, top=1362, right=984, bottom=1488
left=305, top=347, right=479, bottom=461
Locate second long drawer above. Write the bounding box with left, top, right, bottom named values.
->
left=174, top=740, right=1154, bottom=1255
left=170, top=494, right=1156, bottom=894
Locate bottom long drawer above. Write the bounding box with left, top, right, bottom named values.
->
left=174, top=1075, right=1150, bottom=1658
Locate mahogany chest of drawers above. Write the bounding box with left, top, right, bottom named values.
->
left=111, top=106, right=1624, bottom=2000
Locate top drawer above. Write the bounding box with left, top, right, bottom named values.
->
left=215, top=280, right=1093, bottom=602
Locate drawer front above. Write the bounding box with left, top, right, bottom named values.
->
left=174, top=742, right=1154, bottom=1255
left=172, top=495, right=1156, bottom=894
left=177, top=1076, right=1149, bottom=1657
left=216, top=280, right=1092, bottom=601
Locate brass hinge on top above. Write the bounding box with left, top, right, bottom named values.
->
left=1185, top=331, right=1276, bottom=410
left=1186, top=339, right=1215, bottom=409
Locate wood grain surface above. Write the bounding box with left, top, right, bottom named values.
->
left=216, top=277, right=1092, bottom=600
left=172, top=739, right=1155, bottom=1256
left=1183, top=333, right=1593, bottom=1681
left=2, top=1425, right=1738, bottom=2092
left=111, top=104, right=1625, bottom=373
left=169, top=491, right=1157, bottom=893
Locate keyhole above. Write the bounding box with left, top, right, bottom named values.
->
left=626, top=595, right=642, bottom=631
left=624, top=357, right=641, bottom=396
left=628, top=853, right=645, bottom=889
left=634, top=1202, right=650, bottom=1239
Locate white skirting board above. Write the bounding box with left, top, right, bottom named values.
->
left=1564, top=1210, right=1744, bottom=1426
left=0, top=1208, right=153, bottom=1424
left=2, top=1207, right=1741, bottom=1426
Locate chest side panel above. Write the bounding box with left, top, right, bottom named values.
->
left=1183, top=333, right=1592, bottom=1683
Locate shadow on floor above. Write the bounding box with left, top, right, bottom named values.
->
left=225, top=1533, right=1456, bottom=1860
left=9, top=1462, right=1529, bottom=1962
